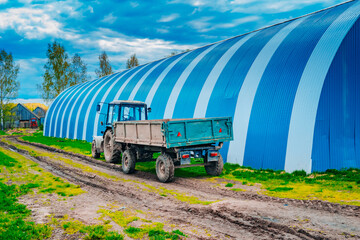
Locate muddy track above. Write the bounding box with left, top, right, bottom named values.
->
left=2, top=137, right=359, bottom=239
left=12, top=136, right=360, bottom=218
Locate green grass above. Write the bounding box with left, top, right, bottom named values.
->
left=97, top=206, right=186, bottom=239
left=0, top=158, right=52, bottom=240
left=19, top=131, right=360, bottom=206
left=51, top=217, right=123, bottom=240
left=0, top=130, right=7, bottom=135
left=0, top=147, right=126, bottom=239
left=221, top=163, right=360, bottom=205
left=0, top=182, right=53, bottom=240
left=225, top=183, right=234, bottom=188
left=0, top=147, right=84, bottom=197
left=22, top=131, right=93, bottom=157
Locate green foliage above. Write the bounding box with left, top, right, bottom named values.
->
left=126, top=54, right=139, bottom=69
left=95, top=51, right=113, bottom=78
left=0, top=49, right=20, bottom=130
left=70, top=53, right=90, bottom=85
left=0, top=182, right=52, bottom=240
left=225, top=183, right=234, bottom=188
left=39, top=41, right=89, bottom=102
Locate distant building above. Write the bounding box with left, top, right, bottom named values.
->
left=33, top=107, right=47, bottom=125
left=12, top=103, right=40, bottom=128
left=33, top=107, right=46, bottom=118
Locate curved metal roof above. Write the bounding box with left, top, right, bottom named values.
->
left=44, top=0, right=360, bottom=172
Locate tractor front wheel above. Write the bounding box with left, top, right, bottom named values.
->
left=103, top=130, right=121, bottom=163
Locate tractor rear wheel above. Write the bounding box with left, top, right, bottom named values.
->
left=91, top=140, right=100, bottom=159
left=156, top=153, right=174, bottom=183
left=122, top=149, right=136, bottom=174
left=104, top=130, right=121, bottom=163
left=205, top=153, right=224, bottom=176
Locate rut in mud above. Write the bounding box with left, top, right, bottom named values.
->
left=1, top=136, right=360, bottom=240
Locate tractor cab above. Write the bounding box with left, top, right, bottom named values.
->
left=104, top=100, right=150, bottom=128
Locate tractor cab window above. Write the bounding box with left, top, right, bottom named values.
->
left=121, top=106, right=135, bottom=121
left=112, top=105, right=119, bottom=123
left=120, top=105, right=146, bottom=121
left=107, top=105, right=114, bottom=125
left=135, top=106, right=146, bottom=120
left=107, top=104, right=120, bottom=125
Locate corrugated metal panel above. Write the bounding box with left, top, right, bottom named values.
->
left=245, top=6, right=343, bottom=170
left=44, top=0, right=360, bottom=172
left=312, top=17, right=360, bottom=171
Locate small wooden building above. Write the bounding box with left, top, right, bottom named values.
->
left=12, top=103, right=40, bottom=128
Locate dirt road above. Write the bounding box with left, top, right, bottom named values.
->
left=1, top=136, right=359, bottom=239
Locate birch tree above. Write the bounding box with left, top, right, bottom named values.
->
left=95, top=51, right=113, bottom=78
left=126, top=54, right=139, bottom=69
left=39, top=41, right=72, bottom=103
left=0, top=49, right=19, bottom=130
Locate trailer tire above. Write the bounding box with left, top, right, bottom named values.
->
left=122, top=149, right=136, bottom=174
left=91, top=140, right=100, bottom=159
left=205, top=153, right=224, bottom=176
left=156, top=154, right=174, bottom=183
left=104, top=130, right=121, bottom=163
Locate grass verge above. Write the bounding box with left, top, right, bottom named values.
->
left=97, top=204, right=186, bottom=240
left=0, top=147, right=127, bottom=239
left=19, top=131, right=360, bottom=206
left=22, top=131, right=94, bottom=157
left=3, top=138, right=214, bottom=205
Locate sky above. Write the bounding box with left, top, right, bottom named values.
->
left=0, top=0, right=346, bottom=104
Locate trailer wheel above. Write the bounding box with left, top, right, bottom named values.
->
left=104, top=130, right=121, bottom=163
left=156, top=154, right=174, bottom=183
left=205, top=153, right=224, bottom=176
left=91, top=140, right=100, bottom=159
left=122, top=149, right=136, bottom=174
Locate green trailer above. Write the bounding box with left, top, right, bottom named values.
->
left=92, top=100, right=233, bottom=182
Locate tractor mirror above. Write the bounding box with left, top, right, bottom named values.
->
left=96, top=104, right=101, bottom=112
left=147, top=107, right=151, bottom=113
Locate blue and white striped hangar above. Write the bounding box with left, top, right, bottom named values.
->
left=44, top=0, right=360, bottom=173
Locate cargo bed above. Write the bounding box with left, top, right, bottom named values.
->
left=113, top=117, right=233, bottom=148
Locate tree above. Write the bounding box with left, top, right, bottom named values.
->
left=70, top=53, right=90, bottom=85
left=39, top=41, right=72, bottom=103
left=126, top=54, right=139, bottom=69
left=0, top=49, right=19, bottom=130
left=95, top=51, right=113, bottom=78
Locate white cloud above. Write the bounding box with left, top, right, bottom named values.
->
left=11, top=98, right=49, bottom=106
left=0, top=8, right=62, bottom=39
left=0, top=0, right=7, bottom=4
left=88, top=6, right=94, bottom=13
left=94, top=33, right=196, bottom=65
left=171, top=0, right=337, bottom=13
left=130, top=1, right=139, bottom=8
left=101, top=13, right=117, bottom=24
left=158, top=13, right=180, bottom=23
left=0, top=0, right=83, bottom=40
left=187, top=16, right=214, bottom=31
left=231, top=0, right=337, bottom=13
left=156, top=28, right=170, bottom=34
